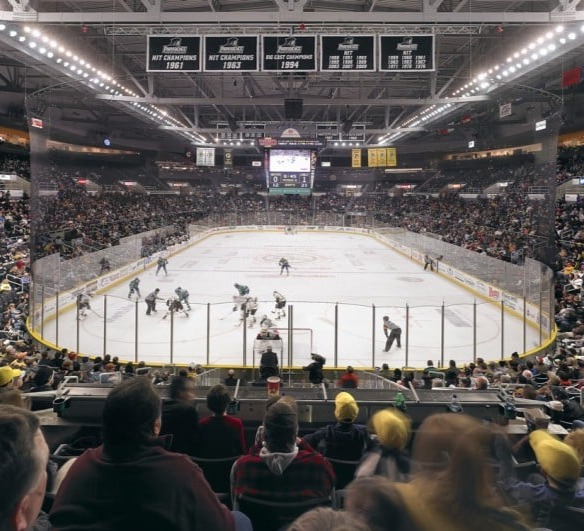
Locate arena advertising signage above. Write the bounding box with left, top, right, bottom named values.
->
left=204, top=36, right=259, bottom=71
left=320, top=35, right=376, bottom=71
left=147, top=36, right=201, bottom=72
left=262, top=35, right=317, bottom=71
left=379, top=35, right=434, bottom=72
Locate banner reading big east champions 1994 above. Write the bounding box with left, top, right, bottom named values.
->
left=204, top=36, right=259, bottom=71
left=147, top=36, right=201, bottom=72
left=262, top=36, right=317, bottom=72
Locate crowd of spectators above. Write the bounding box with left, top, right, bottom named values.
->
left=3, top=372, right=584, bottom=530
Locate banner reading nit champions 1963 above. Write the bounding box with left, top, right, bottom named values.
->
left=204, top=36, right=259, bottom=71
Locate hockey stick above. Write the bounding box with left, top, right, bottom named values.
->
left=219, top=308, right=236, bottom=320
left=89, top=308, right=103, bottom=318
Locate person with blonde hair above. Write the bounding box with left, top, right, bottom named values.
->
left=354, top=408, right=410, bottom=481
left=287, top=507, right=370, bottom=531
left=387, top=413, right=529, bottom=531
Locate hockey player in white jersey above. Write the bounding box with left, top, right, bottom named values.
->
left=76, top=292, right=93, bottom=318
left=273, top=290, right=286, bottom=320
left=162, top=297, right=189, bottom=319
left=245, top=297, right=259, bottom=327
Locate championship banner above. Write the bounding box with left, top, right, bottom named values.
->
left=379, top=35, right=434, bottom=72
left=204, top=36, right=259, bottom=71
left=352, top=149, right=362, bottom=168
left=147, top=36, right=201, bottom=72
left=224, top=148, right=233, bottom=167
left=368, top=148, right=378, bottom=167
left=320, top=35, right=376, bottom=72
left=386, top=148, right=397, bottom=167
left=262, top=35, right=317, bottom=72
left=377, top=148, right=387, bottom=167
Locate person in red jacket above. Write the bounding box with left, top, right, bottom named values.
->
left=338, top=366, right=359, bottom=389
left=196, top=384, right=246, bottom=458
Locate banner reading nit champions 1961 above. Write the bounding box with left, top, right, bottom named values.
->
left=147, top=36, right=201, bottom=72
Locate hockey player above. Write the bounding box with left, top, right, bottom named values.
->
left=162, top=297, right=189, bottom=319
left=423, top=254, right=434, bottom=271
left=175, top=286, right=191, bottom=310
left=128, top=278, right=141, bottom=299
left=155, top=256, right=168, bottom=276
left=76, top=292, right=93, bottom=318
left=273, top=290, right=287, bottom=320
left=279, top=257, right=290, bottom=276
left=234, top=283, right=250, bottom=296
left=233, top=283, right=250, bottom=312
left=257, top=314, right=280, bottom=339
left=259, top=314, right=274, bottom=331
left=245, top=296, right=258, bottom=327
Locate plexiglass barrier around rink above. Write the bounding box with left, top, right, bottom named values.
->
left=28, top=225, right=555, bottom=370
left=26, top=83, right=560, bottom=370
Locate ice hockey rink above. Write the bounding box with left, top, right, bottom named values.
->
left=43, top=230, right=543, bottom=369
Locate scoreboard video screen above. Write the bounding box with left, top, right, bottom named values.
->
left=266, top=148, right=316, bottom=194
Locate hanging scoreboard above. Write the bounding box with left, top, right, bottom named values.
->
left=320, top=35, right=376, bottom=72
left=379, top=35, right=435, bottom=72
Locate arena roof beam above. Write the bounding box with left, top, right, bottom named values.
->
left=30, top=10, right=584, bottom=24
left=96, top=95, right=490, bottom=105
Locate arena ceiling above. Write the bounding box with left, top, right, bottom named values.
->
left=0, top=0, right=583, bottom=152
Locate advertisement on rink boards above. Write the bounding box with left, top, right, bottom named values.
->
left=262, top=35, right=317, bottom=71
left=204, top=36, right=259, bottom=71
left=147, top=36, right=201, bottom=72
left=320, top=35, right=376, bottom=71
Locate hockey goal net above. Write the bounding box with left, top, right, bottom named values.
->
left=270, top=327, right=313, bottom=364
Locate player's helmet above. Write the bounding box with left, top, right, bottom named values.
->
left=234, top=283, right=239, bottom=288
left=175, top=287, right=181, bottom=293
left=383, top=315, right=389, bottom=320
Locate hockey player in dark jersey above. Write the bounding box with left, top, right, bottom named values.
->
left=233, top=283, right=250, bottom=312
left=279, top=257, right=290, bottom=276
left=175, top=286, right=191, bottom=310
left=128, top=278, right=141, bottom=299
left=156, top=256, right=168, bottom=276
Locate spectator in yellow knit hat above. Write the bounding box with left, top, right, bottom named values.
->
left=303, top=392, right=372, bottom=464
left=497, top=428, right=584, bottom=527
left=354, top=408, right=411, bottom=481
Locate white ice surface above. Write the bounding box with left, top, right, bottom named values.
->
left=42, top=231, right=541, bottom=369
